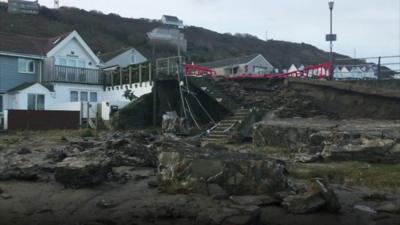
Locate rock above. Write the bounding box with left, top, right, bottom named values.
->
left=157, top=151, right=291, bottom=195
left=376, top=202, right=400, bottom=214
left=323, top=138, right=395, bottom=162
left=96, top=199, right=117, bottom=209
left=282, top=192, right=326, bottom=214
left=314, top=179, right=341, bottom=213
left=55, top=156, right=111, bottom=188
left=1, top=193, right=12, bottom=200
left=363, top=192, right=388, bottom=201
left=208, top=184, right=229, bottom=200
left=162, top=111, right=188, bottom=135
left=229, top=195, right=278, bottom=206
left=294, top=153, right=321, bottom=163
left=46, top=148, right=68, bottom=162
left=17, top=148, right=32, bottom=155
left=354, top=205, right=377, bottom=214
left=196, top=206, right=260, bottom=225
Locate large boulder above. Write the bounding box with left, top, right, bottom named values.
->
left=55, top=155, right=112, bottom=188
left=282, top=179, right=340, bottom=214
left=157, top=150, right=292, bottom=195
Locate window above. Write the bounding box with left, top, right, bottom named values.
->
left=70, top=91, right=78, bottom=102
left=27, top=94, right=45, bottom=110
left=0, top=95, right=3, bottom=112
left=18, top=58, right=35, bottom=74
left=90, top=92, right=98, bottom=102
left=68, top=59, right=77, bottom=67
left=254, top=66, right=268, bottom=75
left=80, top=91, right=88, bottom=102
left=78, top=60, right=86, bottom=68
left=57, top=57, right=67, bottom=66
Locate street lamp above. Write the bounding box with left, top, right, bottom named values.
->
left=326, top=1, right=336, bottom=79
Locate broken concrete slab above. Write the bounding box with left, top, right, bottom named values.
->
left=157, top=150, right=292, bottom=195
left=254, top=118, right=400, bottom=163
left=55, top=156, right=112, bottom=188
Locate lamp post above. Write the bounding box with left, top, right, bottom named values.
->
left=326, top=1, right=336, bottom=79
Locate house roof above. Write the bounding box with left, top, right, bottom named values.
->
left=98, top=47, right=133, bottom=63
left=163, top=15, right=180, bottom=23
left=199, top=54, right=262, bottom=68
left=7, top=82, right=54, bottom=93
left=0, top=32, right=71, bottom=57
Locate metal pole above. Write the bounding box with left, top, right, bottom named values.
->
left=330, top=7, right=334, bottom=79
left=377, top=56, right=381, bottom=80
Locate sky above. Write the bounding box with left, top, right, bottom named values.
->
left=36, top=0, right=400, bottom=60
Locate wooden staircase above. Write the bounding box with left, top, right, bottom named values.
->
left=202, top=108, right=251, bottom=144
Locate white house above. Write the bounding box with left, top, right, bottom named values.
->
left=0, top=31, right=153, bottom=129
left=161, top=15, right=184, bottom=29
left=99, top=47, right=148, bottom=70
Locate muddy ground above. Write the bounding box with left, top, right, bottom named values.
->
left=0, top=130, right=399, bottom=225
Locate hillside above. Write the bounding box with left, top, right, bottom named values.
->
left=0, top=4, right=350, bottom=69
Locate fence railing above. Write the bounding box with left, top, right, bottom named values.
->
left=334, top=55, right=400, bottom=80
left=43, top=65, right=104, bottom=85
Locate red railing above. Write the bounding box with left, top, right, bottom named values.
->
left=184, top=62, right=332, bottom=80
left=185, top=64, right=217, bottom=76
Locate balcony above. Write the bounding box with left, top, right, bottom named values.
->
left=43, top=65, right=104, bottom=85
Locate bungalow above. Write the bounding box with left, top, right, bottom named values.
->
left=199, top=54, right=274, bottom=76
left=161, top=15, right=184, bottom=29
left=0, top=31, right=152, bottom=129
left=99, top=47, right=148, bottom=70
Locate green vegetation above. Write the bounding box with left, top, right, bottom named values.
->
left=0, top=6, right=352, bottom=69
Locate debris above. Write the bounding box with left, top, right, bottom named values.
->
left=96, top=199, right=117, bottom=209
left=282, top=192, right=326, bottom=214
left=229, top=195, right=278, bottom=206
left=354, top=205, right=377, bottom=214
left=157, top=151, right=291, bottom=195
left=162, top=111, right=188, bottom=134
left=55, top=156, right=112, bottom=188
left=17, top=148, right=32, bottom=155
left=376, top=202, right=400, bottom=214
left=1, top=193, right=12, bottom=200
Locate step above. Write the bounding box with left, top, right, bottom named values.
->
left=208, top=134, right=230, bottom=138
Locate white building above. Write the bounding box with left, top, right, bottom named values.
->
left=161, top=15, right=184, bottom=29
left=0, top=31, right=152, bottom=129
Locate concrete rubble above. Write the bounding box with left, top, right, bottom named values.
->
left=254, top=118, right=400, bottom=163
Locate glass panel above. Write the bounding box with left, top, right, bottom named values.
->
left=78, top=60, right=86, bottom=68
left=58, top=58, right=67, bottom=66
left=18, top=58, right=26, bottom=73
left=70, top=91, right=78, bottom=102
left=28, top=61, right=35, bottom=73
left=27, top=94, right=36, bottom=110
left=90, top=92, right=97, bottom=102
left=36, top=95, right=45, bottom=110
left=68, top=59, right=77, bottom=67
left=80, top=91, right=88, bottom=102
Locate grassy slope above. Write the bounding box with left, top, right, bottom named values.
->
left=0, top=4, right=351, bottom=69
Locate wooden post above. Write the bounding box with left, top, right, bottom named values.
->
left=149, top=62, right=152, bottom=85
left=119, top=67, right=123, bottom=87
left=153, top=81, right=157, bottom=127
left=139, top=64, right=142, bottom=86
left=111, top=71, right=114, bottom=87
left=129, top=66, right=132, bottom=86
